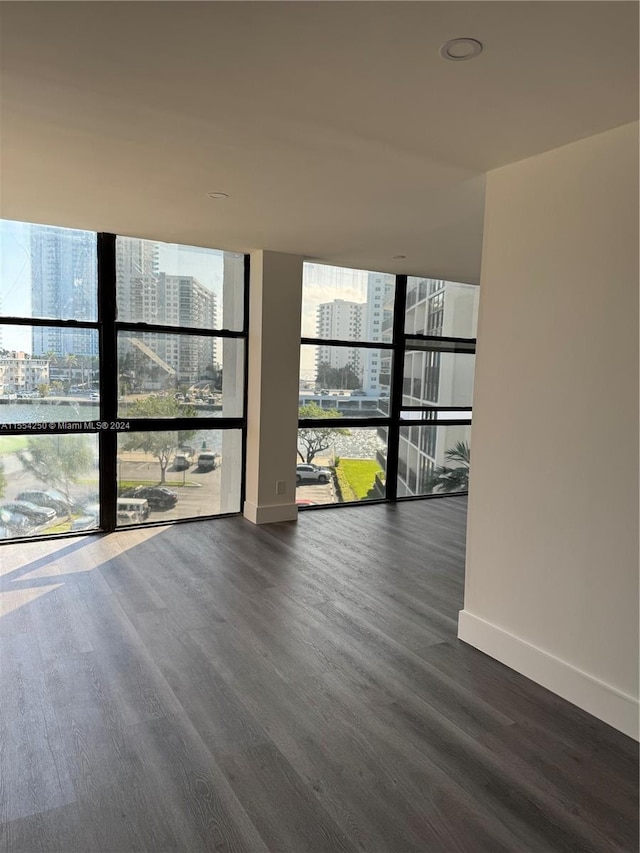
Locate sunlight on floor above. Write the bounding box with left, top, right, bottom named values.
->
left=0, top=525, right=169, bottom=618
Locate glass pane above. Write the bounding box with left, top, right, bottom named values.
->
left=296, top=426, right=386, bottom=506
left=398, top=424, right=471, bottom=497
left=405, top=278, right=478, bottom=338
left=402, top=349, right=475, bottom=407
left=116, top=237, right=244, bottom=330
left=299, top=344, right=391, bottom=417
left=0, top=326, right=99, bottom=422
left=301, top=263, right=395, bottom=343
left=117, top=429, right=242, bottom=524
left=0, top=433, right=100, bottom=540
left=1, top=219, right=97, bottom=321
left=117, top=332, right=243, bottom=418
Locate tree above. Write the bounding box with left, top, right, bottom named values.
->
left=17, top=435, right=94, bottom=518
left=37, top=383, right=50, bottom=398
left=428, top=440, right=470, bottom=494
left=121, top=396, right=198, bottom=483
left=297, top=402, right=349, bottom=464
left=0, top=459, right=6, bottom=500
left=66, top=353, right=78, bottom=387
left=315, top=361, right=362, bottom=390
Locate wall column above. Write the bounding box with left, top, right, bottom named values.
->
left=244, top=250, right=303, bottom=523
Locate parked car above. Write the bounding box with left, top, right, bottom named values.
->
left=17, top=490, right=72, bottom=516
left=351, top=389, right=367, bottom=396
left=0, top=507, right=37, bottom=533
left=121, top=486, right=178, bottom=510
left=296, top=463, right=332, bottom=484
left=197, top=451, right=220, bottom=472
left=173, top=453, right=191, bottom=471
left=2, top=501, right=56, bottom=524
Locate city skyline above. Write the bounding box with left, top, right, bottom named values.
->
left=0, top=220, right=229, bottom=352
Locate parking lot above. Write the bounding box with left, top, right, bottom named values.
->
left=295, top=458, right=337, bottom=506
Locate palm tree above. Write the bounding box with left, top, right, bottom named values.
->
left=66, top=353, right=77, bottom=389
left=428, top=440, right=470, bottom=493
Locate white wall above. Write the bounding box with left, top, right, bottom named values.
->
left=459, top=122, right=639, bottom=739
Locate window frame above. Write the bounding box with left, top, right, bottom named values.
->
left=0, top=228, right=250, bottom=543
left=298, top=269, right=477, bottom=508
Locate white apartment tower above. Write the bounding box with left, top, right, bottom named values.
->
left=362, top=272, right=395, bottom=394
left=116, top=237, right=159, bottom=322
left=315, top=300, right=364, bottom=381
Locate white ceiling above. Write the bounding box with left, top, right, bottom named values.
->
left=1, top=1, right=637, bottom=283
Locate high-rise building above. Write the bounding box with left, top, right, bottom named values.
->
left=362, top=272, right=394, bottom=394
left=155, top=273, right=217, bottom=381
left=30, top=224, right=98, bottom=357
left=394, top=278, right=479, bottom=497
left=116, top=236, right=159, bottom=322
left=315, top=299, right=364, bottom=384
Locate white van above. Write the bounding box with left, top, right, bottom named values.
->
left=116, top=497, right=150, bottom=523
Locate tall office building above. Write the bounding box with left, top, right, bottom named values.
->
left=30, top=224, right=98, bottom=357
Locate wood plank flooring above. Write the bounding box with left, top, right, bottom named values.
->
left=0, top=498, right=637, bottom=852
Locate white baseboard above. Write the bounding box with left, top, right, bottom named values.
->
left=458, top=609, right=639, bottom=741
left=243, top=500, right=298, bottom=524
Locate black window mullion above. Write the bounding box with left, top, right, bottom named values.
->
left=240, top=254, right=250, bottom=509
left=385, top=275, right=407, bottom=501
left=116, top=321, right=246, bottom=339
left=97, top=232, right=117, bottom=531
left=121, top=417, right=245, bottom=431
left=0, top=316, right=100, bottom=329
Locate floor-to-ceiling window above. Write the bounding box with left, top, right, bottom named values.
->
left=298, top=264, right=395, bottom=505
left=0, top=220, right=248, bottom=541
left=297, top=264, right=478, bottom=507
left=397, top=278, right=477, bottom=498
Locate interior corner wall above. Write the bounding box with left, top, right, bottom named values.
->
left=459, top=122, right=639, bottom=740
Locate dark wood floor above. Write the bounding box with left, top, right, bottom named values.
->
left=0, top=497, right=637, bottom=853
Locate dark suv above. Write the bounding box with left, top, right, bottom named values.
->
left=121, top=486, right=178, bottom=510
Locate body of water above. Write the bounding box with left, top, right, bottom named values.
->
left=0, top=401, right=100, bottom=423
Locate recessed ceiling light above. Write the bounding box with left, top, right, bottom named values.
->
left=393, top=255, right=406, bottom=260
left=440, top=38, right=483, bottom=62
left=207, top=192, right=229, bottom=199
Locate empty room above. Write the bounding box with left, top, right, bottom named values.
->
left=0, top=2, right=638, bottom=852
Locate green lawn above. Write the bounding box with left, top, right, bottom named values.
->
left=335, top=458, right=382, bottom=501
left=0, top=436, right=29, bottom=454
